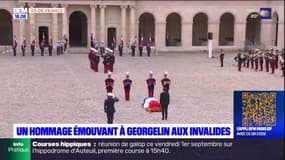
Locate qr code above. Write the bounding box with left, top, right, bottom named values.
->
left=242, top=92, right=276, bottom=127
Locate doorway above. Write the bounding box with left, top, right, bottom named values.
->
left=107, top=27, right=116, bottom=48
left=38, top=26, right=49, bottom=47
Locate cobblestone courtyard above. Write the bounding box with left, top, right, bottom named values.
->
left=0, top=51, right=283, bottom=137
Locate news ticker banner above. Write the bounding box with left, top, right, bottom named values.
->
left=234, top=90, right=284, bottom=138
left=0, top=138, right=284, bottom=160
left=13, top=124, right=233, bottom=139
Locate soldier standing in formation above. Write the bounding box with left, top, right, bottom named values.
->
left=104, top=93, right=119, bottom=124
left=139, top=36, right=143, bottom=56
left=274, top=50, right=279, bottom=69
left=131, top=37, right=136, bottom=56
left=269, top=53, right=276, bottom=74
left=259, top=51, right=264, bottom=71
left=12, top=35, right=17, bottom=56
left=63, top=34, right=68, bottom=52
left=237, top=50, right=242, bottom=71
left=254, top=50, right=259, bottom=71
left=265, top=50, right=270, bottom=72
left=88, top=48, right=100, bottom=72
left=105, top=71, right=114, bottom=93
left=146, top=36, right=152, bottom=57
left=111, top=36, right=116, bottom=52
left=219, top=49, right=224, bottom=67
left=48, top=36, right=53, bottom=56
left=40, top=33, right=45, bottom=56
left=56, top=41, right=61, bottom=56
left=110, top=51, right=115, bottom=72
left=161, top=72, right=171, bottom=91
left=31, top=33, right=36, bottom=56
left=90, top=33, right=95, bottom=48
left=21, top=38, right=26, bottom=56
left=123, top=72, right=132, bottom=101
left=160, top=87, right=170, bottom=120
left=146, top=71, right=156, bottom=97
left=100, top=41, right=105, bottom=54
left=250, top=51, right=254, bottom=69
left=119, top=36, right=124, bottom=56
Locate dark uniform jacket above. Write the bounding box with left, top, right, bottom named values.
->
left=104, top=97, right=119, bottom=113
left=160, top=91, right=170, bottom=107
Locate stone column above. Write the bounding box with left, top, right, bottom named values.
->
left=208, top=21, right=219, bottom=50
left=90, top=5, right=96, bottom=38
left=62, top=4, right=68, bottom=39
left=182, top=21, right=192, bottom=49
left=260, top=20, right=274, bottom=48
left=28, top=3, right=36, bottom=45
left=234, top=21, right=246, bottom=49
left=52, top=4, right=58, bottom=43
left=120, top=5, right=127, bottom=41
left=99, top=5, right=106, bottom=42
left=155, top=21, right=166, bottom=54
left=19, top=3, right=25, bottom=44
left=129, top=5, right=136, bottom=46
left=278, top=21, right=284, bottom=48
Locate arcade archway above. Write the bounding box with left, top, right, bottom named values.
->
left=69, top=11, right=87, bottom=47
left=192, top=13, right=208, bottom=46
left=0, top=9, right=13, bottom=45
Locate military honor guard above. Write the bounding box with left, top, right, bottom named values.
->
left=48, top=36, right=53, bottom=56
left=237, top=51, right=242, bottom=71
left=259, top=51, right=264, bottom=71
left=123, top=72, right=132, bottom=101
left=100, top=41, right=105, bottom=55
left=105, top=72, right=114, bottom=93
left=146, top=71, right=156, bottom=97
left=269, top=53, right=276, bottom=74
left=245, top=52, right=250, bottom=68
left=21, top=38, right=27, bottom=56
left=89, top=48, right=100, bottom=72
left=139, top=35, right=144, bottom=56
left=219, top=49, right=224, bottom=67
left=274, top=50, right=279, bottom=69
left=31, top=33, right=36, bottom=56
left=146, top=36, right=152, bottom=57
left=250, top=51, right=254, bottom=69
left=40, top=33, right=45, bottom=56
left=265, top=50, right=270, bottom=72
left=63, top=34, right=68, bottom=52
left=56, top=41, right=61, bottom=56
left=104, top=92, right=119, bottom=124
left=254, top=50, right=259, bottom=71
left=160, top=87, right=170, bottom=120
left=131, top=37, right=136, bottom=56
left=111, top=36, right=116, bottom=52
left=90, top=33, right=95, bottom=48
left=12, top=35, right=17, bottom=56
left=119, top=35, right=124, bottom=56
left=161, top=72, right=171, bottom=91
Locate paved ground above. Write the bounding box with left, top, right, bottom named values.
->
left=0, top=50, right=283, bottom=137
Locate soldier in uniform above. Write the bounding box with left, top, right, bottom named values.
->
left=21, top=38, right=26, bottom=56
left=259, top=51, right=264, bottom=71
left=139, top=36, right=144, bottom=56
left=30, top=33, right=36, bottom=56
left=123, top=72, right=132, bottom=101
left=274, top=49, right=279, bottom=69
left=131, top=37, right=136, bottom=56
left=90, top=33, right=95, bottom=48
left=254, top=50, right=259, bottom=71
left=249, top=51, right=254, bottom=69
left=48, top=36, right=53, bottom=56
left=105, top=72, right=114, bottom=93
left=237, top=51, right=242, bottom=71
left=111, top=36, right=116, bottom=52
left=12, top=35, right=17, bottom=56
left=56, top=41, right=61, bottom=56
left=160, top=87, right=170, bottom=120
left=264, top=50, right=270, bottom=72
left=40, top=33, right=45, bottom=56
left=269, top=53, right=276, bottom=74
left=119, top=36, right=124, bottom=56
left=161, top=72, right=171, bottom=91
left=88, top=48, right=100, bottom=72
left=63, top=34, right=68, bottom=52
left=100, top=41, right=105, bottom=55
left=146, top=71, right=156, bottom=97
left=104, top=93, right=119, bottom=124
left=110, top=51, right=115, bottom=72
left=146, top=36, right=152, bottom=57
left=280, top=50, right=285, bottom=77
left=245, top=52, right=250, bottom=68
left=219, top=49, right=224, bottom=67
